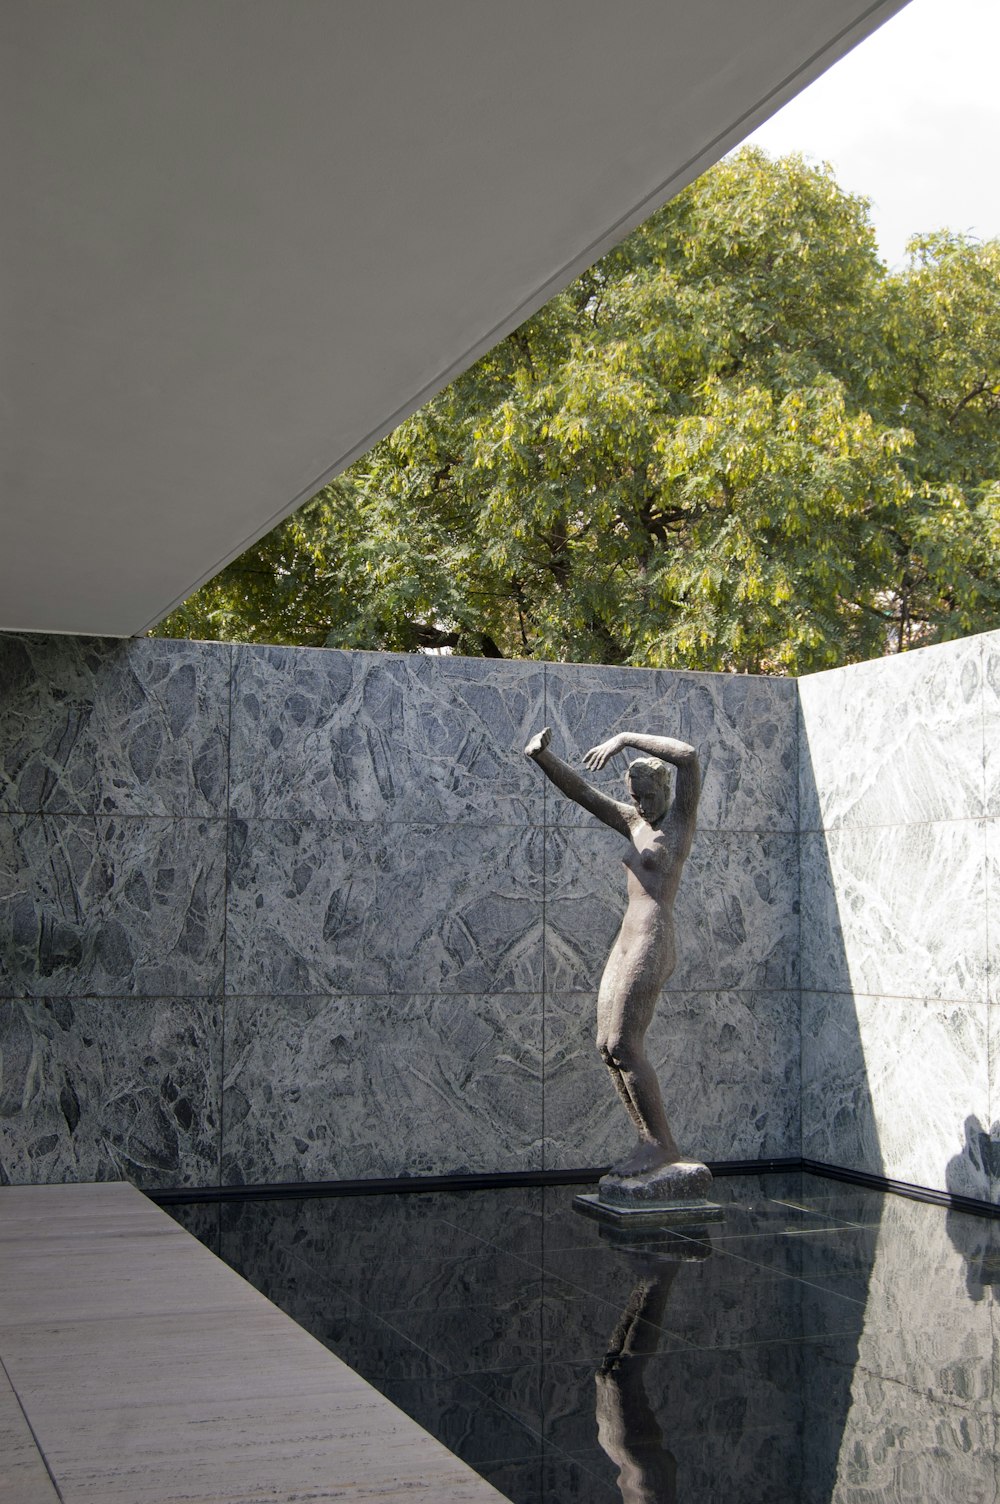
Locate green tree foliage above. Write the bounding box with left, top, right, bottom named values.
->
left=155, top=150, right=1000, bottom=671
left=879, top=232, right=1000, bottom=648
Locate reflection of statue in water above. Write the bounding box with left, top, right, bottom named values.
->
left=596, top=1239, right=709, bottom=1504
left=525, top=727, right=699, bottom=1176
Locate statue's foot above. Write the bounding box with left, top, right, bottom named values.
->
left=610, top=1141, right=679, bottom=1178
left=598, top=1154, right=714, bottom=1209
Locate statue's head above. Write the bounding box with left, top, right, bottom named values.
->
left=626, top=757, right=670, bottom=824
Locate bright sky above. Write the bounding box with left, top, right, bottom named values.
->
left=745, top=0, right=1000, bottom=268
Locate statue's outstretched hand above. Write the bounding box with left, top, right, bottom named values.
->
left=583, top=736, right=622, bottom=770
left=524, top=726, right=552, bottom=760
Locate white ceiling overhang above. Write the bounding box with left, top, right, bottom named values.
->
left=2, top=0, right=909, bottom=636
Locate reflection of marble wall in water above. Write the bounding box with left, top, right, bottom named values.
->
left=799, top=628, right=1000, bottom=1202
left=805, top=1195, right=1000, bottom=1502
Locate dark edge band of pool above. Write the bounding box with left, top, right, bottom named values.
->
left=147, top=1156, right=1000, bottom=1219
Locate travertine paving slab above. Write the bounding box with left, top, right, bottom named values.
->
left=0, top=1362, right=59, bottom=1503
left=0, top=1182, right=507, bottom=1504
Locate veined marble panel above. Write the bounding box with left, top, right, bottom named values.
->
left=798, top=635, right=985, bottom=831
left=988, top=955, right=1000, bottom=1202
left=226, top=818, right=542, bottom=996
left=984, top=632, right=1000, bottom=816
left=229, top=645, right=545, bottom=824
left=800, top=822, right=987, bottom=1002
left=543, top=989, right=800, bottom=1170
left=0, top=634, right=230, bottom=816
left=542, top=662, right=798, bottom=832
left=0, top=995, right=221, bottom=1189
left=0, top=815, right=225, bottom=997
left=544, top=826, right=799, bottom=993
left=801, top=991, right=989, bottom=1199
left=221, top=992, right=542, bottom=1184
left=989, top=819, right=1000, bottom=1011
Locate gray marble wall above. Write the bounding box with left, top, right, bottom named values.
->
left=0, top=633, right=800, bottom=1190
left=799, top=629, right=1000, bottom=1201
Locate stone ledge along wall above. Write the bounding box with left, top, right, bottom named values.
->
left=0, top=633, right=799, bottom=1191
left=798, top=627, right=1000, bottom=1202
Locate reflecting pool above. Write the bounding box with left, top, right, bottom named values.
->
left=168, top=1172, right=1000, bottom=1502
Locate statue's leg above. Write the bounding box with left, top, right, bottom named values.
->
left=598, top=1040, right=646, bottom=1134
left=604, top=981, right=680, bottom=1172
left=607, top=1031, right=680, bottom=1164
left=597, top=952, right=646, bottom=1136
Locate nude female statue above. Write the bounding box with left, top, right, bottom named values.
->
left=524, top=727, right=700, bottom=1177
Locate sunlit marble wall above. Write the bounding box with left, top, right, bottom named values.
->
left=798, top=629, right=1000, bottom=1201
left=0, top=633, right=799, bottom=1189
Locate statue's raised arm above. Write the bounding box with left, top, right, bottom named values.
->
left=524, top=726, right=634, bottom=838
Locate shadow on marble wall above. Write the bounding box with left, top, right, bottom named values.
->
left=946, top=1120, right=1000, bottom=1301
left=798, top=706, right=884, bottom=1189
left=793, top=682, right=884, bottom=1185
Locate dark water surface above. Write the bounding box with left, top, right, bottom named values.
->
left=167, top=1172, right=1000, bottom=1503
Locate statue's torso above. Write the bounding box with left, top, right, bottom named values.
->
left=614, top=816, right=690, bottom=981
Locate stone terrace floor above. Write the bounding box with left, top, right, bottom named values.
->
left=0, top=1181, right=507, bottom=1503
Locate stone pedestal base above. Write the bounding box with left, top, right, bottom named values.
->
left=574, top=1158, right=724, bottom=1228
left=600, top=1159, right=714, bottom=1204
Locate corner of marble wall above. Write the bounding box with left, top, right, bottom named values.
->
left=801, top=989, right=989, bottom=1200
